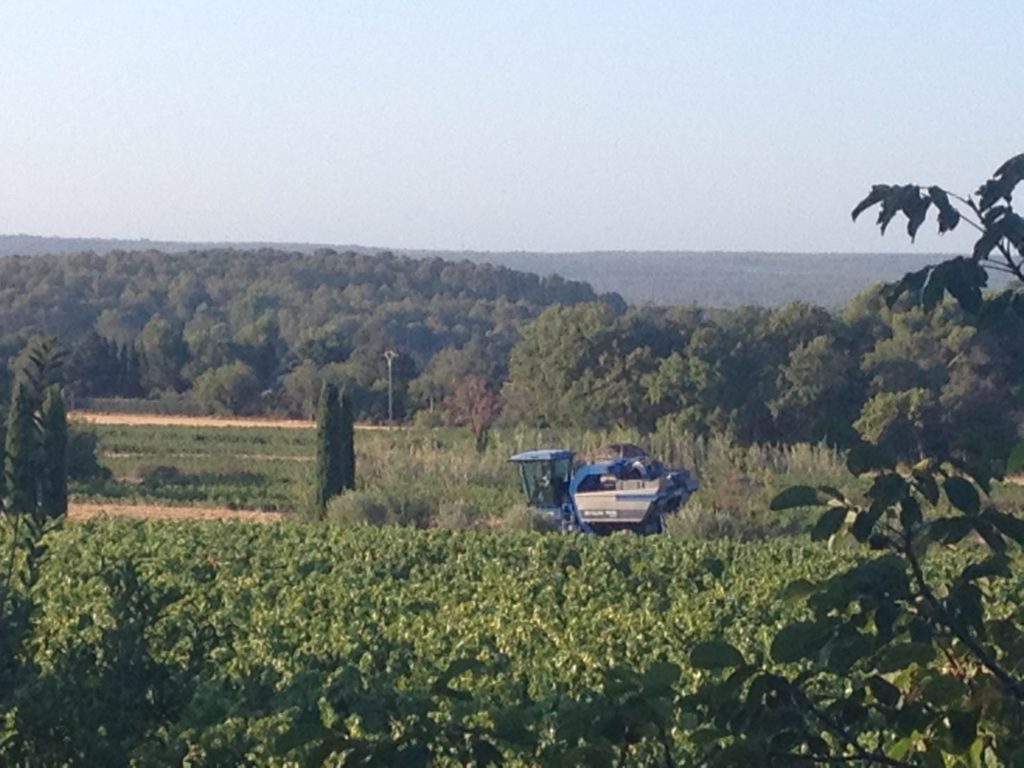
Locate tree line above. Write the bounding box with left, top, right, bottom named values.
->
left=0, top=248, right=617, bottom=419
left=1, top=245, right=1022, bottom=466
left=502, top=285, right=1024, bottom=464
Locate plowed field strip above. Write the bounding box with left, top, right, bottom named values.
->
left=102, top=451, right=311, bottom=461
left=70, top=411, right=398, bottom=430
left=70, top=412, right=314, bottom=429
left=68, top=502, right=284, bottom=523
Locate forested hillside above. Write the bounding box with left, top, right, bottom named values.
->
left=0, top=234, right=971, bottom=307
left=0, top=249, right=616, bottom=418
left=2, top=247, right=1022, bottom=461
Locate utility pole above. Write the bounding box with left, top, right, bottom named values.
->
left=383, top=349, right=398, bottom=423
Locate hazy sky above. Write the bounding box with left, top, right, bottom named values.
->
left=0, top=2, right=1020, bottom=253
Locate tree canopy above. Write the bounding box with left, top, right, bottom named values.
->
left=0, top=248, right=616, bottom=419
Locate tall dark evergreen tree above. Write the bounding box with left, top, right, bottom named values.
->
left=4, top=380, right=40, bottom=517
left=314, top=381, right=344, bottom=513
left=0, top=425, right=5, bottom=514
left=66, top=330, right=118, bottom=397
left=116, top=344, right=130, bottom=396
left=39, top=385, right=68, bottom=518
left=339, top=392, right=356, bottom=492
left=4, top=338, right=70, bottom=520
left=0, top=364, right=7, bottom=513
left=126, top=344, right=144, bottom=397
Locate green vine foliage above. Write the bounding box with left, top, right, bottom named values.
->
left=687, top=155, right=1024, bottom=766
left=0, top=524, right=871, bottom=766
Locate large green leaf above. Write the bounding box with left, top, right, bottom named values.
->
left=927, top=186, right=961, bottom=234
left=921, top=674, right=967, bottom=708
left=868, top=473, right=907, bottom=508
left=867, top=675, right=901, bottom=708
left=846, top=442, right=891, bottom=476
left=986, top=509, right=1024, bottom=544
left=943, top=258, right=985, bottom=314
left=928, top=516, right=974, bottom=544
left=690, top=641, right=745, bottom=670
left=811, top=507, right=847, bottom=541
left=946, top=709, right=979, bottom=753
left=875, top=642, right=935, bottom=673
left=943, top=477, right=980, bottom=515
left=770, top=486, right=821, bottom=511
left=782, top=578, right=819, bottom=601
left=851, top=508, right=883, bottom=542
left=771, top=621, right=831, bottom=664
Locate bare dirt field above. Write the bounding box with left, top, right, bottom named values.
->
left=70, top=411, right=397, bottom=430
left=70, top=411, right=314, bottom=430
left=69, top=502, right=284, bottom=523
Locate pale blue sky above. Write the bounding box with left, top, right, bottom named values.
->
left=0, top=2, right=1020, bottom=253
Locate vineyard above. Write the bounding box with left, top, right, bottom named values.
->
left=3, top=519, right=1017, bottom=765
left=24, top=412, right=1019, bottom=764
left=2, top=520, right=852, bottom=764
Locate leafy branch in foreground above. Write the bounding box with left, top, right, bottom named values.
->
left=851, top=153, right=1024, bottom=313
left=686, top=155, right=1024, bottom=766
left=686, top=454, right=1024, bottom=765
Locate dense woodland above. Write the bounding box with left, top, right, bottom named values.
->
left=0, top=248, right=614, bottom=419
left=0, top=235, right=959, bottom=308
left=504, top=291, right=1024, bottom=464
left=1, top=247, right=1023, bottom=466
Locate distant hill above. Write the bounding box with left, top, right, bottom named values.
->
left=0, top=247, right=610, bottom=418
left=0, top=234, right=358, bottom=257
left=0, top=234, right=966, bottom=308
left=403, top=249, right=970, bottom=308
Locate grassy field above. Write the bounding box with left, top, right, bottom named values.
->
left=68, top=413, right=860, bottom=532
left=69, top=411, right=1024, bottom=532
left=71, top=417, right=525, bottom=518
left=71, top=422, right=315, bottom=512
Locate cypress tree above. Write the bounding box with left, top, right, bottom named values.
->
left=0, top=414, right=6, bottom=514
left=127, top=344, right=144, bottom=397
left=339, top=392, right=356, bottom=491
left=314, top=381, right=344, bottom=513
left=117, top=344, right=129, bottom=396
left=5, top=380, right=40, bottom=517
left=39, top=385, right=68, bottom=518
left=0, top=375, right=6, bottom=512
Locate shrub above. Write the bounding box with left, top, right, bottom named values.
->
left=326, top=490, right=388, bottom=526
left=68, top=427, right=111, bottom=481
left=666, top=501, right=786, bottom=540
left=500, top=504, right=559, bottom=532
left=134, top=465, right=186, bottom=484
left=433, top=500, right=485, bottom=530
left=326, top=489, right=431, bottom=528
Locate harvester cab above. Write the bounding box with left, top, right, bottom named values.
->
left=510, top=444, right=699, bottom=535
left=509, top=449, right=574, bottom=514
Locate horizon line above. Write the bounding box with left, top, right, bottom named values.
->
left=0, top=232, right=966, bottom=259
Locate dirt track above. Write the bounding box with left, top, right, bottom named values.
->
left=70, top=411, right=397, bottom=430
left=69, top=502, right=284, bottom=523
left=70, top=411, right=314, bottom=430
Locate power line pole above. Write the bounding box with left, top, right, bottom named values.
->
left=383, top=349, right=398, bottom=423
